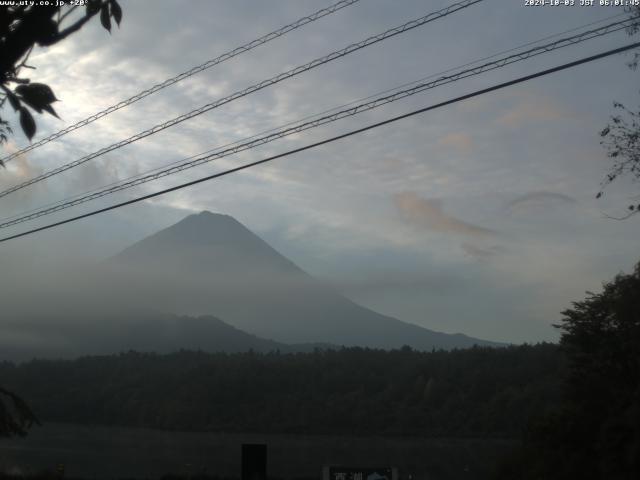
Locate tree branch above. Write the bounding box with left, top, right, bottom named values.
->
left=0, top=387, right=40, bottom=437
left=58, top=5, right=79, bottom=26
left=49, top=2, right=107, bottom=43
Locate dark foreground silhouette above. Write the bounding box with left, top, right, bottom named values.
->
left=1, top=344, right=562, bottom=437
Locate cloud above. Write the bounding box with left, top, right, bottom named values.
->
left=0, top=154, right=42, bottom=186
left=437, top=132, right=473, bottom=155
left=507, top=191, right=575, bottom=213
left=497, top=98, right=567, bottom=127
left=461, top=243, right=506, bottom=259
left=393, top=191, right=496, bottom=238
left=328, top=269, right=464, bottom=295
left=0, top=147, right=48, bottom=215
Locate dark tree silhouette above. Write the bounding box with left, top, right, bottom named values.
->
left=496, top=261, right=640, bottom=479
left=0, top=0, right=122, bottom=155
left=555, top=261, right=640, bottom=477
left=0, top=0, right=122, bottom=437
left=598, top=6, right=640, bottom=216
left=0, top=387, right=39, bottom=437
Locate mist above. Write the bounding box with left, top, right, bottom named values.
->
left=0, top=212, right=501, bottom=361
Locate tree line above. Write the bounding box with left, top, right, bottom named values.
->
left=0, top=343, right=563, bottom=438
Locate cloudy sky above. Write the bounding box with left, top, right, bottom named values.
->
left=1, top=0, right=639, bottom=343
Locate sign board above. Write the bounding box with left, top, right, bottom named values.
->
left=323, top=466, right=398, bottom=480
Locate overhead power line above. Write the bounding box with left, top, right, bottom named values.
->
left=0, top=14, right=634, bottom=230
left=1, top=13, right=628, bottom=228
left=1, top=41, right=637, bottom=244
left=0, top=0, right=484, bottom=200
left=0, top=0, right=363, bottom=166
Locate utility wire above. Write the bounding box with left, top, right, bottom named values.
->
left=0, top=0, right=363, bottom=166
left=0, top=15, right=634, bottom=230
left=1, top=41, right=637, bottom=244
left=0, top=0, right=484, bottom=200
left=2, top=12, right=626, bottom=226
left=4, top=10, right=627, bottom=215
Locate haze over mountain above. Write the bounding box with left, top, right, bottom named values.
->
left=0, top=312, right=297, bottom=362
left=107, top=211, right=500, bottom=350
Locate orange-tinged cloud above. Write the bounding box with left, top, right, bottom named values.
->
left=438, top=132, right=473, bottom=154
left=498, top=100, right=566, bottom=127
left=393, top=191, right=495, bottom=238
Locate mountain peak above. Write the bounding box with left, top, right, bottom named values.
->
left=193, top=210, right=230, bottom=220
left=133, top=210, right=251, bottom=247
left=109, top=212, right=500, bottom=350
left=168, top=211, right=271, bottom=250
left=178, top=210, right=235, bottom=227
left=111, top=211, right=302, bottom=275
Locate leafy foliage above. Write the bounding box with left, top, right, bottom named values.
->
left=599, top=102, right=640, bottom=214
left=0, top=387, right=39, bottom=437
left=0, top=344, right=563, bottom=437
left=0, top=0, right=122, bottom=152
left=598, top=6, right=640, bottom=216
left=624, top=6, right=640, bottom=70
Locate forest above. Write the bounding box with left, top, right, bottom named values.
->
left=0, top=344, right=563, bottom=437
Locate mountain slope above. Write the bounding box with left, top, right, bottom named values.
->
left=108, top=211, right=500, bottom=350
left=0, top=311, right=298, bottom=362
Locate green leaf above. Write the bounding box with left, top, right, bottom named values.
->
left=100, top=3, right=111, bottom=32
left=110, top=0, right=122, bottom=26
left=19, top=107, right=36, bottom=141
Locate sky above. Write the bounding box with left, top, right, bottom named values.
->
left=1, top=0, right=639, bottom=344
